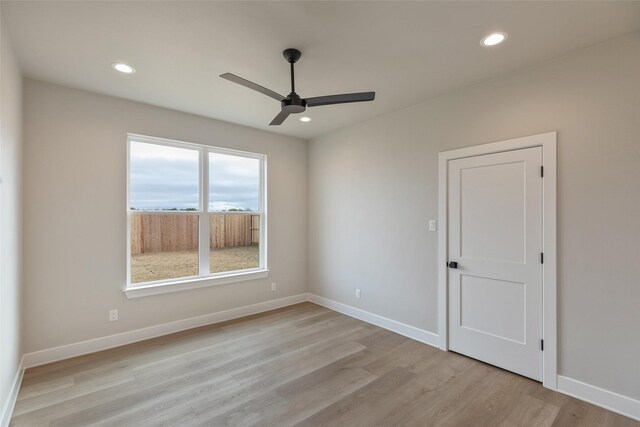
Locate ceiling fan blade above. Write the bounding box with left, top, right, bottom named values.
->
left=220, top=73, right=285, bottom=101
left=269, top=110, right=291, bottom=126
left=305, top=91, right=375, bottom=107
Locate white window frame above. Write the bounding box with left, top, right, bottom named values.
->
left=124, top=134, right=268, bottom=298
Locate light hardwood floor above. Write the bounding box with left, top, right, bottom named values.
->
left=11, top=303, right=638, bottom=426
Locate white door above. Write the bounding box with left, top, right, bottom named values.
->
left=448, top=147, right=543, bottom=381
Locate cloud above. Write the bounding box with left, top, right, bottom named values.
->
left=209, top=152, right=259, bottom=211
left=129, top=142, right=259, bottom=211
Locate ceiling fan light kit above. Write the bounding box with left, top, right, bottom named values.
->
left=220, top=48, right=375, bottom=125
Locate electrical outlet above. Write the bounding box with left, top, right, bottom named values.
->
left=109, top=309, right=118, bottom=322
left=271, top=282, right=277, bottom=292
left=429, top=219, right=437, bottom=232
left=355, top=289, right=361, bottom=299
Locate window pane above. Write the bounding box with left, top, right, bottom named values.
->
left=210, top=213, right=260, bottom=273
left=130, top=141, right=200, bottom=211
left=130, top=213, right=199, bottom=284
left=209, top=152, right=260, bottom=212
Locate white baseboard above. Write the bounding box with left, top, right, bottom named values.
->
left=12, top=292, right=640, bottom=424
left=557, top=375, right=640, bottom=421
left=22, top=294, right=308, bottom=369
left=1, top=357, right=24, bottom=427
left=307, top=293, right=439, bottom=348
left=21, top=292, right=437, bottom=369
left=306, top=294, right=640, bottom=422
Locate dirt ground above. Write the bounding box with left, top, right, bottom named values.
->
left=131, top=245, right=259, bottom=284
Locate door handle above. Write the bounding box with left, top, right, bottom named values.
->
left=448, top=261, right=458, bottom=269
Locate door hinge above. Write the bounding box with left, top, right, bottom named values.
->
left=541, top=339, right=544, bottom=351
left=541, top=166, right=544, bottom=177
left=540, top=253, right=544, bottom=264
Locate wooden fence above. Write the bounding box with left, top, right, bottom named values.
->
left=131, top=213, right=259, bottom=254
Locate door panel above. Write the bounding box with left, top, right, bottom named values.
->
left=460, top=275, right=526, bottom=344
left=460, top=161, right=525, bottom=263
left=448, top=147, right=543, bottom=381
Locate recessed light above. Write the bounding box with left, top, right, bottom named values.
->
left=112, top=62, right=135, bottom=74
left=481, top=32, right=507, bottom=47
left=300, top=117, right=311, bottom=122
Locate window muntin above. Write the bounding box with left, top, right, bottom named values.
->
left=127, top=135, right=266, bottom=287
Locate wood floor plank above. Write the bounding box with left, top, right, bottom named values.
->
left=434, top=368, right=535, bottom=426
left=10, top=303, right=638, bottom=427
left=199, top=390, right=289, bottom=427
left=376, top=362, right=494, bottom=426
left=498, top=394, right=560, bottom=427
left=16, top=376, right=75, bottom=401
left=13, top=305, right=339, bottom=424
left=21, top=303, right=323, bottom=386
left=78, top=321, right=373, bottom=426
left=294, top=367, right=417, bottom=427
left=192, top=335, right=370, bottom=422
left=265, top=366, right=377, bottom=426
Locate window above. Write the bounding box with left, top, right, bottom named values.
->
left=126, top=134, right=266, bottom=295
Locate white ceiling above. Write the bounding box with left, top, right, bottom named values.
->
left=3, top=1, right=640, bottom=140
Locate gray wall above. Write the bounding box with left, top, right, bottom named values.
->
left=0, top=18, right=23, bottom=418
left=309, top=33, right=640, bottom=400
left=22, top=80, right=308, bottom=353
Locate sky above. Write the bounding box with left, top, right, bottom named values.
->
left=129, top=141, right=260, bottom=211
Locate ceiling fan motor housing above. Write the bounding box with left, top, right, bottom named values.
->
left=282, top=92, right=306, bottom=113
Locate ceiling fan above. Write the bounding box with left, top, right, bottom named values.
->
left=220, top=48, right=375, bottom=126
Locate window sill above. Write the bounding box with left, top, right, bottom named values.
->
left=123, top=269, right=270, bottom=299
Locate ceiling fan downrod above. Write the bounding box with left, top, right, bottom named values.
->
left=283, top=48, right=302, bottom=94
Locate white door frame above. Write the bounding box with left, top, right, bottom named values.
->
left=437, top=131, right=557, bottom=389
